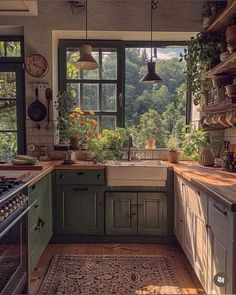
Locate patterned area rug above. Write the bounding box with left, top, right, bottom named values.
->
left=38, top=255, right=182, bottom=295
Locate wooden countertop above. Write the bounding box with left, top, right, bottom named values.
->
left=171, top=162, right=236, bottom=212
left=1, top=160, right=236, bottom=212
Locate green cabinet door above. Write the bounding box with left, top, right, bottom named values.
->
left=137, top=192, right=167, bottom=236
left=56, top=186, right=104, bottom=235
left=28, top=173, right=52, bottom=273
left=106, top=192, right=137, bottom=235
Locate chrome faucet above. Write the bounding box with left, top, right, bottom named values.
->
left=127, top=134, right=132, bottom=161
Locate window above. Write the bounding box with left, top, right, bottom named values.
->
left=59, top=40, right=187, bottom=147
left=59, top=40, right=123, bottom=131
left=125, top=44, right=187, bottom=147
left=0, top=37, right=25, bottom=162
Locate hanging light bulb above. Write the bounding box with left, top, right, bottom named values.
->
left=140, top=0, right=162, bottom=83
left=75, top=1, right=99, bottom=70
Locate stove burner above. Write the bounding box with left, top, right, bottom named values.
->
left=0, top=178, right=23, bottom=198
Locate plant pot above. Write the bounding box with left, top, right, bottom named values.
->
left=70, top=135, right=81, bottom=149
left=145, top=138, right=156, bottom=149
left=199, top=147, right=215, bottom=167
left=168, top=151, right=179, bottom=163
left=212, top=75, right=234, bottom=88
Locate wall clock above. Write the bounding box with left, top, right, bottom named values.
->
left=25, top=54, right=49, bottom=78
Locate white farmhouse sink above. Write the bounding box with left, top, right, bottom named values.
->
left=106, top=160, right=167, bottom=187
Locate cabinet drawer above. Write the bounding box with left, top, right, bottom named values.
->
left=209, top=197, right=234, bottom=240
left=56, top=169, right=105, bottom=185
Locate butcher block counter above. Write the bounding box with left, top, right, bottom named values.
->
left=171, top=161, right=236, bottom=212
left=1, top=160, right=236, bottom=211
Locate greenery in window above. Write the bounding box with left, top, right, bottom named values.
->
left=125, top=47, right=186, bottom=146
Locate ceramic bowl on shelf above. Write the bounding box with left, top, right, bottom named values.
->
left=225, top=84, right=236, bottom=97
left=212, top=113, right=220, bottom=124
left=212, top=74, right=234, bottom=88
left=218, top=114, right=231, bottom=127
left=226, top=110, right=236, bottom=127
left=203, top=113, right=214, bottom=126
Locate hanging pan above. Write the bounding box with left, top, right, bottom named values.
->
left=28, top=87, right=47, bottom=122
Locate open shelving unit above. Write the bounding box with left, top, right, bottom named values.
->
left=206, top=52, right=236, bottom=78
left=207, top=1, right=236, bottom=33
left=201, top=100, right=236, bottom=113
left=202, top=2, right=236, bottom=120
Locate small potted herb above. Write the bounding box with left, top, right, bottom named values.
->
left=166, top=136, right=179, bottom=163
left=139, top=109, right=161, bottom=149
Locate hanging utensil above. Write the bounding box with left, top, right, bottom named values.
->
left=28, top=87, right=47, bottom=122
left=45, top=88, right=53, bottom=124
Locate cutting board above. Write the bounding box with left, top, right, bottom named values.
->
left=0, top=161, right=51, bottom=170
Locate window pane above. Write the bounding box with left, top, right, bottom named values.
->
left=101, top=84, right=116, bottom=111
left=82, top=84, right=99, bottom=111
left=0, top=42, right=5, bottom=57
left=0, top=103, right=17, bottom=130
left=0, top=132, right=17, bottom=162
left=0, top=72, right=16, bottom=99
left=67, top=49, right=80, bottom=79
left=101, top=115, right=116, bottom=130
left=6, top=41, right=21, bottom=57
left=67, top=83, right=80, bottom=106
left=102, top=51, right=117, bottom=80
left=81, top=51, right=99, bottom=80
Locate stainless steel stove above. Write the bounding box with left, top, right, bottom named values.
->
left=0, top=177, right=33, bottom=295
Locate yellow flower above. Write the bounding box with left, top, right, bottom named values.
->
left=74, top=107, right=81, bottom=113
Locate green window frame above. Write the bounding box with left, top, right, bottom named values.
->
left=59, top=40, right=124, bottom=131
left=0, top=36, right=25, bottom=162
left=59, top=40, right=188, bottom=130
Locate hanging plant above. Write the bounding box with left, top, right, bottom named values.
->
left=180, top=32, right=222, bottom=106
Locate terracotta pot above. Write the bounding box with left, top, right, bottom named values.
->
left=168, top=151, right=179, bottom=163
left=145, top=138, right=156, bottom=149
left=212, top=75, right=234, bottom=88
left=199, top=147, right=215, bottom=167
left=70, top=135, right=81, bottom=149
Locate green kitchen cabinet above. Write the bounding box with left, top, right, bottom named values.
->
left=28, top=173, right=52, bottom=273
left=137, top=192, right=167, bottom=236
left=105, top=192, right=167, bottom=236
left=106, top=192, right=137, bottom=235
left=56, top=186, right=104, bottom=235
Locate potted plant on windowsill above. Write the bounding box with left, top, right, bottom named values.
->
left=139, top=109, right=161, bottom=149
left=166, top=136, right=179, bottom=163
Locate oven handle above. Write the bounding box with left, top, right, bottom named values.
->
left=0, top=199, right=37, bottom=239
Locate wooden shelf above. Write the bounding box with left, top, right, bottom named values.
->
left=206, top=51, right=236, bottom=78
left=207, top=1, right=236, bottom=32
left=201, top=100, right=236, bottom=113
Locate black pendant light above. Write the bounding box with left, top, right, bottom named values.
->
left=75, top=1, right=99, bottom=70
left=140, top=0, right=162, bottom=84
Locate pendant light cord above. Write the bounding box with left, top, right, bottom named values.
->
left=150, top=0, right=159, bottom=61
left=85, top=0, right=88, bottom=44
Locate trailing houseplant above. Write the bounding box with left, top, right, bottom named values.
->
left=166, top=136, right=179, bottom=163
left=180, top=32, right=222, bottom=106
left=55, top=91, right=76, bottom=143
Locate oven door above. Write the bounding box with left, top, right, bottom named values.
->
left=0, top=201, right=36, bottom=295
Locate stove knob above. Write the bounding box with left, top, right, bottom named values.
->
left=0, top=208, right=5, bottom=222
left=11, top=200, right=17, bottom=210
left=3, top=205, right=9, bottom=218
left=7, top=202, right=14, bottom=214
